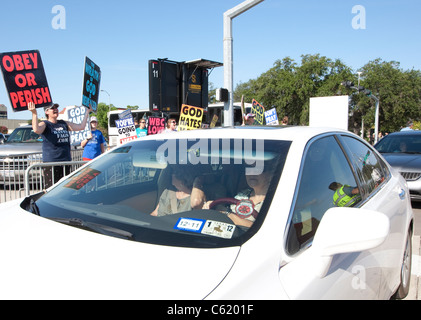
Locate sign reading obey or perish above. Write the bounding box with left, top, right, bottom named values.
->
left=0, top=50, right=52, bottom=111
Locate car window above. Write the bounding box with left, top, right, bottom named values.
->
left=375, top=134, right=421, bottom=154
left=286, top=135, right=361, bottom=255
left=340, top=136, right=388, bottom=196
left=7, top=128, right=41, bottom=143
left=30, top=138, right=290, bottom=248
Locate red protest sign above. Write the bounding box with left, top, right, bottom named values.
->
left=0, top=50, right=52, bottom=112
left=147, top=117, right=166, bottom=135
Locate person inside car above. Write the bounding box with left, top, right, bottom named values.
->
left=203, top=164, right=272, bottom=228
left=150, top=165, right=206, bottom=216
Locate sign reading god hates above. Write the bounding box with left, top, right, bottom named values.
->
left=82, top=57, right=101, bottom=112
left=251, top=99, right=265, bottom=125
left=178, top=104, right=203, bottom=131
left=0, top=50, right=52, bottom=111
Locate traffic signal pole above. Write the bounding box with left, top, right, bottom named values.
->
left=223, top=0, right=264, bottom=127
left=341, top=81, right=380, bottom=143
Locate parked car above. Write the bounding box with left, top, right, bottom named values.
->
left=374, top=130, right=421, bottom=201
left=0, top=126, right=413, bottom=299
left=0, top=125, right=43, bottom=185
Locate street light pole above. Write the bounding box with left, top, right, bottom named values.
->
left=223, top=0, right=264, bottom=127
left=372, top=94, right=380, bottom=144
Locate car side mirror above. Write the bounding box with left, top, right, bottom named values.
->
left=311, top=207, right=390, bottom=278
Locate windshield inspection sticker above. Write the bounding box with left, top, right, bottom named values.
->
left=174, top=218, right=205, bottom=233
left=201, top=220, right=236, bottom=239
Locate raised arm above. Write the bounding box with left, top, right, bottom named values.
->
left=28, top=102, right=46, bottom=135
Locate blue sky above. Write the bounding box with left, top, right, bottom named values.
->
left=1, top=0, right=420, bottom=119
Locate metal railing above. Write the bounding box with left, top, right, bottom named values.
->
left=24, top=161, right=88, bottom=197
left=0, top=149, right=84, bottom=203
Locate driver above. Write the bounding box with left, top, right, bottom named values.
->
left=203, top=164, right=272, bottom=228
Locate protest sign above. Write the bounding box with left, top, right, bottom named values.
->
left=67, top=106, right=90, bottom=146
left=0, top=50, right=52, bottom=111
left=251, top=99, right=265, bottom=125
left=118, top=109, right=132, bottom=120
left=147, top=117, right=166, bottom=135
left=264, top=108, right=279, bottom=125
left=178, top=104, right=203, bottom=131
left=82, top=57, right=101, bottom=112
left=115, top=116, right=137, bottom=145
left=210, top=114, right=218, bottom=128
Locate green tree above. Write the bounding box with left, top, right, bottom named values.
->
left=353, top=59, right=421, bottom=133
left=234, top=54, right=353, bottom=125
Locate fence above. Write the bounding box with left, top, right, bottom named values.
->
left=0, top=149, right=85, bottom=203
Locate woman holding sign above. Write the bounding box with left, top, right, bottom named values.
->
left=28, top=101, right=92, bottom=189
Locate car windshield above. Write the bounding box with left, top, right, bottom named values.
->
left=6, top=127, right=42, bottom=143
left=375, top=134, right=421, bottom=154
left=28, top=138, right=290, bottom=248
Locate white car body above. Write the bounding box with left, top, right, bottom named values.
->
left=0, top=126, right=413, bottom=299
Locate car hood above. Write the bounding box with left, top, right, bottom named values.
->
left=0, top=143, right=42, bottom=156
left=0, top=200, right=240, bottom=299
left=381, top=153, right=421, bottom=171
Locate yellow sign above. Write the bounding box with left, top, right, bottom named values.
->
left=251, top=99, right=265, bottom=125
left=178, top=104, right=203, bottom=130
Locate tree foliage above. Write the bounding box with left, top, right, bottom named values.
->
left=234, top=54, right=421, bottom=134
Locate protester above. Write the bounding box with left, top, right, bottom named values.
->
left=136, top=118, right=148, bottom=137
left=28, top=101, right=92, bottom=188
left=81, top=116, right=105, bottom=161
left=165, top=118, right=177, bottom=132
left=244, top=113, right=255, bottom=125
left=401, top=120, right=414, bottom=131
left=281, top=116, right=289, bottom=126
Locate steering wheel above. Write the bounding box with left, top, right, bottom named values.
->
left=208, top=197, right=258, bottom=220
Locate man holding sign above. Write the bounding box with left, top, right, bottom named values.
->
left=0, top=50, right=52, bottom=111
left=29, top=102, right=92, bottom=188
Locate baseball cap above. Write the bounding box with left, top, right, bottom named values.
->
left=44, top=103, right=59, bottom=111
left=245, top=113, right=255, bottom=120
left=90, top=116, right=98, bottom=122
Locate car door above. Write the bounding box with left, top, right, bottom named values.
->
left=338, top=135, right=409, bottom=299
left=280, top=134, right=383, bottom=299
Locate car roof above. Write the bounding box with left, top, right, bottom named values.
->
left=386, top=130, right=421, bottom=136
left=139, top=125, right=353, bottom=143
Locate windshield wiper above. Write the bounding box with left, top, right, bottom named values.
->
left=49, top=217, right=134, bottom=240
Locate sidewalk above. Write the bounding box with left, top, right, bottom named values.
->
left=405, top=235, right=420, bottom=300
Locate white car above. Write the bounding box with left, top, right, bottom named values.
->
left=0, top=126, right=413, bottom=299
